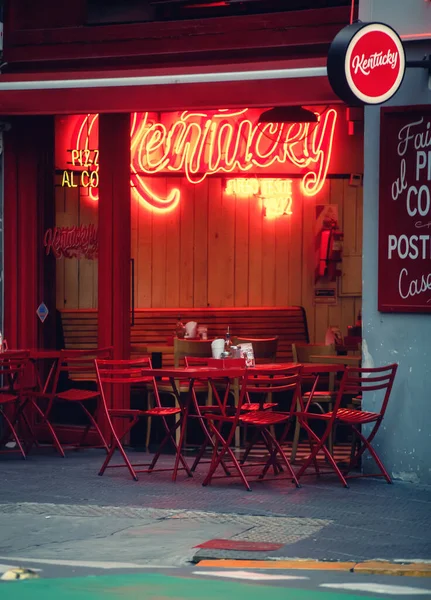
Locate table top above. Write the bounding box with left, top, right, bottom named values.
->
left=146, top=362, right=346, bottom=379
left=147, top=366, right=247, bottom=379
left=5, top=349, right=62, bottom=360
left=308, top=355, right=361, bottom=366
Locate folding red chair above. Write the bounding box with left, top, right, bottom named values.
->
left=95, top=357, right=192, bottom=481
left=185, top=357, right=278, bottom=473
left=0, top=351, right=30, bottom=459
left=295, top=363, right=398, bottom=487
left=202, top=365, right=303, bottom=491
left=29, top=347, right=113, bottom=457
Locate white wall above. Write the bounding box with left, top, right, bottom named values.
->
left=360, top=0, right=431, bottom=37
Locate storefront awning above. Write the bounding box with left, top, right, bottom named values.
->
left=0, top=58, right=339, bottom=115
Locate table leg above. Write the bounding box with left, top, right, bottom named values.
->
left=233, top=378, right=240, bottom=450
left=328, top=372, right=335, bottom=456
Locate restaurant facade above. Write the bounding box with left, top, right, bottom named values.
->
left=359, top=0, right=431, bottom=485
left=0, top=0, right=429, bottom=482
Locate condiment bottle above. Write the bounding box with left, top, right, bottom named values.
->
left=175, top=315, right=185, bottom=339
left=224, top=326, right=232, bottom=354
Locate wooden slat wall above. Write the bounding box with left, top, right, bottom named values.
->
left=56, top=176, right=362, bottom=342
left=60, top=306, right=309, bottom=364
left=55, top=183, right=98, bottom=310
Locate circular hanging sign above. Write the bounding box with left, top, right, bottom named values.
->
left=327, top=22, right=406, bottom=105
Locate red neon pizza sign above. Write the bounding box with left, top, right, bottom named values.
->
left=65, top=108, right=338, bottom=213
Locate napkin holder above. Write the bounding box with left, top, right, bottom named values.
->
left=208, top=357, right=246, bottom=369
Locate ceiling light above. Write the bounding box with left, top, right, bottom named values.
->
left=258, top=106, right=318, bottom=123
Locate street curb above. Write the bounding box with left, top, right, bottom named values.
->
left=196, top=559, right=431, bottom=577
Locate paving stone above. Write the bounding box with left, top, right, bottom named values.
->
left=0, top=449, right=430, bottom=563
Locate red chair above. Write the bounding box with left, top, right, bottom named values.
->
left=95, top=357, right=192, bottom=481
left=185, top=357, right=278, bottom=473
left=0, top=351, right=30, bottom=459
left=202, top=365, right=303, bottom=491
left=295, top=364, right=398, bottom=487
left=29, top=347, right=113, bottom=457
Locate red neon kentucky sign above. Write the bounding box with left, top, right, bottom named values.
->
left=66, top=108, right=338, bottom=213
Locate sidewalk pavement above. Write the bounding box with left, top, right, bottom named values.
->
left=0, top=449, right=430, bottom=566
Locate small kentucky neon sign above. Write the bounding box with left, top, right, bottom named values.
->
left=62, top=108, right=338, bottom=215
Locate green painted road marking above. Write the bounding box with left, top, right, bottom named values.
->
left=0, top=572, right=385, bottom=599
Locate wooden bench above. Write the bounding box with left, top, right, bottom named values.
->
left=59, top=307, right=309, bottom=365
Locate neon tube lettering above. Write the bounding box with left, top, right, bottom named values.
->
left=68, top=108, right=338, bottom=213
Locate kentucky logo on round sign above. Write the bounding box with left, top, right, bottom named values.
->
left=327, top=22, right=406, bottom=105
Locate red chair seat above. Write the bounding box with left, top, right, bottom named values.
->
left=109, top=408, right=147, bottom=417
left=0, top=393, right=18, bottom=405
left=335, top=408, right=379, bottom=424
left=145, top=407, right=181, bottom=417
left=240, top=411, right=290, bottom=426
left=198, top=402, right=277, bottom=414
left=242, top=402, right=278, bottom=411
left=56, top=389, right=99, bottom=402
left=299, top=408, right=379, bottom=424
left=109, top=407, right=181, bottom=418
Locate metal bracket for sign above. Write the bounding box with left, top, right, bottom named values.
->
left=405, top=55, right=431, bottom=72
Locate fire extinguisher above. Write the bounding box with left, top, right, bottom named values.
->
left=315, top=220, right=344, bottom=282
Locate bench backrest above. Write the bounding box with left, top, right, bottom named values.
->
left=59, top=307, right=309, bottom=365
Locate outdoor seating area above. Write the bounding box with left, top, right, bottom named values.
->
left=0, top=337, right=397, bottom=491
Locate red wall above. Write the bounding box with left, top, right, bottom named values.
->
left=3, top=3, right=353, bottom=73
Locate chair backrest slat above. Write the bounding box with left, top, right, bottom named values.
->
left=291, top=343, right=335, bottom=363
left=174, top=338, right=212, bottom=368
left=0, top=351, right=30, bottom=393
left=240, top=365, right=302, bottom=417
left=95, top=356, right=163, bottom=415
left=337, top=364, right=398, bottom=417
left=50, top=347, right=113, bottom=394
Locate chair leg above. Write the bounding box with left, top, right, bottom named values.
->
left=149, top=416, right=192, bottom=480
left=258, top=430, right=282, bottom=480
left=0, top=410, right=26, bottom=459
left=296, top=421, right=348, bottom=487
left=203, top=422, right=251, bottom=491
left=98, top=419, right=139, bottom=481
left=347, top=424, right=392, bottom=483
left=79, top=403, right=109, bottom=452
left=327, top=403, right=333, bottom=455
left=191, top=417, right=231, bottom=476
left=145, top=392, right=153, bottom=451
left=172, top=410, right=189, bottom=481
left=30, top=399, right=65, bottom=458
left=240, top=429, right=260, bottom=465
left=262, top=427, right=300, bottom=487
left=291, top=418, right=301, bottom=464
left=191, top=438, right=209, bottom=472
left=290, top=399, right=302, bottom=463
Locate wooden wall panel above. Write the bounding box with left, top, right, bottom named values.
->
left=151, top=178, right=168, bottom=308
left=54, top=178, right=98, bottom=310
left=194, top=180, right=209, bottom=308
left=234, top=194, right=249, bottom=307
left=56, top=175, right=363, bottom=342
left=248, top=194, right=263, bottom=307
left=136, top=199, right=152, bottom=308
left=262, top=217, right=276, bottom=306
left=179, top=180, right=195, bottom=308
